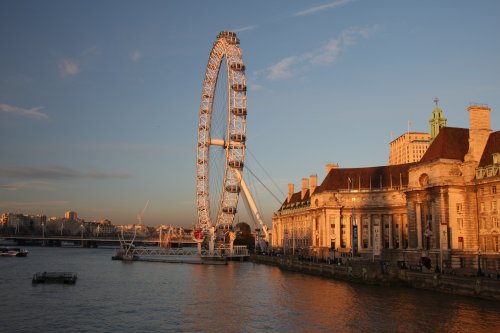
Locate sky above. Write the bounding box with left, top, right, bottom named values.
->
left=1, top=0, right=500, bottom=228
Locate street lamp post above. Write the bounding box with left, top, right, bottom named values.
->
left=478, top=250, right=483, bottom=276
left=474, top=186, right=483, bottom=276
left=41, top=222, right=45, bottom=246
left=351, top=198, right=357, bottom=258
left=80, top=223, right=84, bottom=247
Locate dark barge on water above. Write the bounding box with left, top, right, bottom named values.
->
left=32, top=272, right=77, bottom=284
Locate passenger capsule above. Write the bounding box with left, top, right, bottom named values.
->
left=230, top=134, right=246, bottom=142
left=227, top=36, right=240, bottom=45
left=231, top=108, right=247, bottom=116
left=218, top=31, right=236, bottom=38
left=222, top=207, right=237, bottom=214
left=232, top=84, right=246, bottom=92
left=230, top=63, right=245, bottom=71
left=225, top=185, right=241, bottom=193
left=228, top=160, right=244, bottom=169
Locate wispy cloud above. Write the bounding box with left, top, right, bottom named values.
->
left=0, top=166, right=131, bottom=180
left=0, top=103, right=48, bottom=119
left=59, top=58, right=80, bottom=77
left=263, top=25, right=379, bottom=80
left=0, top=181, right=54, bottom=191
left=130, top=50, right=142, bottom=62
left=233, top=25, right=257, bottom=33
left=0, top=200, right=68, bottom=207
left=267, top=55, right=304, bottom=80
left=79, top=142, right=174, bottom=153
left=249, top=83, right=265, bottom=92
left=293, top=0, right=354, bottom=17
left=311, top=26, right=377, bottom=64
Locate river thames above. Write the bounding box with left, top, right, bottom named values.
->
left=0, top=247, right=499, bottom=333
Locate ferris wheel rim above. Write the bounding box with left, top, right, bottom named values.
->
left=196, top=31, right=247, bottom=233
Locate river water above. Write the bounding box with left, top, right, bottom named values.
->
left=0, top=247, right=498, bottom=333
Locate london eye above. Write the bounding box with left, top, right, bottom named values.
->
left=196, top=31, right=247, bottom=234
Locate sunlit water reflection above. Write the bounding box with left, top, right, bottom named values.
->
left=0, top=247, right=498, bottom=332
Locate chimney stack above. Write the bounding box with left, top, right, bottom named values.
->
left=301, top=178, right=309, bottom=200
left=287, top=183, right=294, bottom=202
left=326, top=163, right=339, bottom=175
left=465, top=104, right=492, bottom=163
left=310, top=174, right=317, bottom=194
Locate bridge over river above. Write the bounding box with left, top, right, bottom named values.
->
left=0, top=235, right=197, bottom=248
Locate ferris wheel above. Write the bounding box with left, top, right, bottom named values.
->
left=196, top=31, right=247, bottom=233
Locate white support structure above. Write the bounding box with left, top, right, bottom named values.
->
left=234, top=169, right=270, bottom=242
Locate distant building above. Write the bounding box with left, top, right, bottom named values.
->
left=388, top=99, right=447, bottom=165
left=389, top=132, right=430, bottom=165
left=64, top=211, right=78, bottom=221
left=273, top=103, right=500, bottom=275
left=85, top=220, right=116, bottom=236
left=0, top=213, right=46, bottom=229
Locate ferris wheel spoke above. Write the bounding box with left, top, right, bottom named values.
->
left=210, top=138, right=225, bottom=147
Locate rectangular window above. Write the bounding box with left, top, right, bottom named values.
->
left=457, top=218, right=463, bottom=230
left=456, top=203, right=463, bottom=214
left=493, top=217, right=499, bottom=228
left=480, top=202, right=485, bottom=213
left=492, top=185, right=497, bottom=194
left=492, top=201, right=497, bottom=211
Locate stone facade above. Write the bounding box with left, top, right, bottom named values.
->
left=272, top=104, right=500, bottom=275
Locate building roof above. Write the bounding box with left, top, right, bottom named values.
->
left=420, top=127, right=469, bottom=163
left=479, top=131, right=500, bottom=167
left=288, top=189, right=309, bottom=204
left=390, top=131, right=430, bottom=144
left=280, top=189, right=310, bottom=209
left=315, top=163, right=414, bottom=194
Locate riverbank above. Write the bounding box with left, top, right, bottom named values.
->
left=251, top=255, right=500, bottom=301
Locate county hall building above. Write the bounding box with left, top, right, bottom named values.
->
left=272, top=102, right=500, bottom=275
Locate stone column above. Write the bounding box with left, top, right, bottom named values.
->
left=368, top=214, right=372, bottom=249
left=398, top=214, right=403, bottom=249
left=345, top=213, right=352, bottom=252
left=323, top=210, right=329, bottom=247
left=381, top=214, right=386, bottom=248
left=416, top=203, right=423, bottom=249
left=312, top=217, right=317, bottom=247
left=431, top=201, right=438, bottom=249
left=358, top=214, right=363, bottom=251
left=388, top=214, right=394, bottom=249
left=373, top=214, right=381, bottom=252
left=335, top=214, right=341, bottom=250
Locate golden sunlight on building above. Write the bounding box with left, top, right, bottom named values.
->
left=272, top=102, right=500, bottom=275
